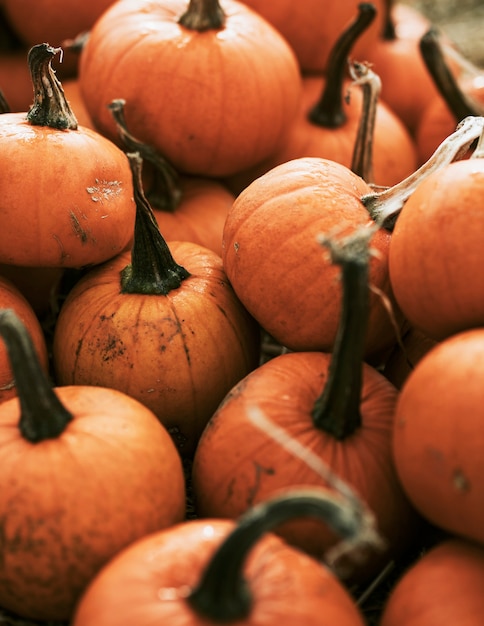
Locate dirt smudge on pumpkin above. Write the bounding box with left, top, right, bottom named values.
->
left=453, top=468, right=470, bottom=492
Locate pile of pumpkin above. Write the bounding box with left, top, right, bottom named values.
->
left=1, top=0, right=484, bottom=624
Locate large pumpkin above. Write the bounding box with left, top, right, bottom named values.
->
left=78, top=0, right=302, bottom=177
left=0, top=308, right=186, bottom=621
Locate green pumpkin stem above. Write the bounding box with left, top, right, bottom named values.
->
left=349, top=61, right=381, bottom=185
left=179, top=0, right=225, bottom=31
left=121, top=152, right=190, bottom=295
left=0, top=309, right=73, bottom=443
left=308, top=2, right=377, bottom=128
left=311, top=228, right=375, bottom=439
left=187, top=487, right=381, bottom=621
left=420, top=29, right=484, bottom=123
left=362, top=115, right=484, bottom=229
left=108, top=99, right=182, bottom=212
left=26, top=43, right=78, bottom=130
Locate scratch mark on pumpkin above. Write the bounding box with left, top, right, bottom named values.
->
left=70, top=211, right=89, bottom=243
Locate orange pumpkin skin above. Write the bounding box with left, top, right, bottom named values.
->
left=226, top=76, right=418, bottom=195
left=53, top=241, right=260, bottom=457
left=392, top=328, right=484, bottom=546
left=153, top=176, right=235, bottom=258
left=0, top=385, right=186, bottom=621
left=78, top=0, right=302, bottom=177
left=192, top=351, right=419, bottom=582
left=0, top=49, right=33, bottom=112
left=0, top=275, right=49, bottom=402
left=237, top=0, right=385, bottom=74
left=0, top=113, right=135, bottom=268
left=223, top=157, right=399, bottom=356
left=1, top=0, right=117, bottom=77
left=389, top=158, right=484, bottom=341
left=72, top=518, right=366, bottom=626
left=380, top=538, right=484, bottom=626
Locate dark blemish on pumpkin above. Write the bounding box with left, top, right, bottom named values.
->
left=75, top=338, right=83, bottom=358
left=100, top=312, right=116, bottom=322
left=453, top=468, right=470, bottom=492
left=247, top=461, right=275, bottom=508
left=168, top=425, right=188, bottom=451
left=216, top=304, right=228, bottom=318
left=70, top=211, right=89, bottom=244
left=233, top=242, right=239, bottom=253
left=99, top=335, right=126, bottom=362
left=52, top=233, right=69, bottom=262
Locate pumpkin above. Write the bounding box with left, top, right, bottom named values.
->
left=78, top=0, right=302, bottom=177
left=416, top=29, right=484, bottom=164
left=1, top=0, right=117, bottom=77
left=53, top=152, right=260, bottom=457
left=0, top=308, right=186, bottom=621
left=226, top=4, right=417, bottom=195
left=0, top=48, right=33, bottom=113
left=237, top=0, right=385, bottom=74
left=108, top=98, right=234, bottom=258
left=380, top=538, right=484, bottom=626
left=193, top=227, right=420, bottom=584
left=0, top=275, right=49, bottom=403
left=222, top=156, right=399, bottom=357
left=0, top=44, right=135, bottom=268
left=392, top=327, right=484, bottom=546
left=72, top=487, right=378, bottom=626
left=387, top=143, right=484, bottom=340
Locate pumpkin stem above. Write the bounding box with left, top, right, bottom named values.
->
left=362, top=115, right=484, bottom=229
left=121, top=153, right=190, bottom=295
left=381, top=0, right=396, bottom=40
left=179, top=0, right=225, bottom=31
left=108, top=99, right=182, bottom=212
left=187, top=487, right=382, bottom=621
left=311, top=227, right=374, bottom=439
left=420, top=29, right=484, bottom=123
left=0, top=309, right=73, bottom=443
left=26, top=43, right=78, bottom=130
left=308, top=2, right=377, bottom=128
left=0, top=90, right=10, bottom=114
left=349, top=61, right=381, bottom=185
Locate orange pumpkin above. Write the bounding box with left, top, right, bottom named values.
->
left=226, top=4, right=417, bottom=195
left=392, top=327, right=484, bottom=546
left=193, top=228, right=420, bottom=584
left=108, top=98, right=234, bottom=258
left=1, top=0, right=117, bottom=78
left=0, top=275, right=48, bottom=403
left=237, top=0, right=385, bottom=74
left=78, top=0, right=302, bottom=177
left=0, top=308, right=186, bottom=621
left=0, top=44, right=135, bottom=268
left=72, top=488, right=377, bottom=626
left=380, top=538, right=484, bottom=626
left=222, top=156, right=399, bottom=357
left=53, top=153, right=260, bottom=457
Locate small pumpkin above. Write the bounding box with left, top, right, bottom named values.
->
left=0, top=275, right=49, bottom=403
left=392, top=327, right=484, bottom=546
left=0, top=44, right=135, bottom=269
left=78, top=0, right=302, bottom=177
left=72, top=487, right=379, bottom=626
left=53, top=152, right=260, bottom=457
left=0, top=308, right=186, bottom=621
left=380, top=538, right=484, bottom=626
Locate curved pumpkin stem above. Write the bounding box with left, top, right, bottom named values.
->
left=179, top=0, right=225, bottom=31
left=308, top=2, right=377, bottom=128
left=121, top=152, right=190, bottom=295
left=311, top=227, right=375, bottom=439
left=26, top=43, right=78, bottom=130
left=187, top=487, right=381, bottom=621
left=108, top=99, right=182, bottom=212
left=381, top=0, right=396, bottom=40
left=362, top=115, right=484, bottom=228
left=419, top=29, right=484, bottom=123
left=0, top=309, right=73, bottom=443
left=349, top=60, right=382, bottom=185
